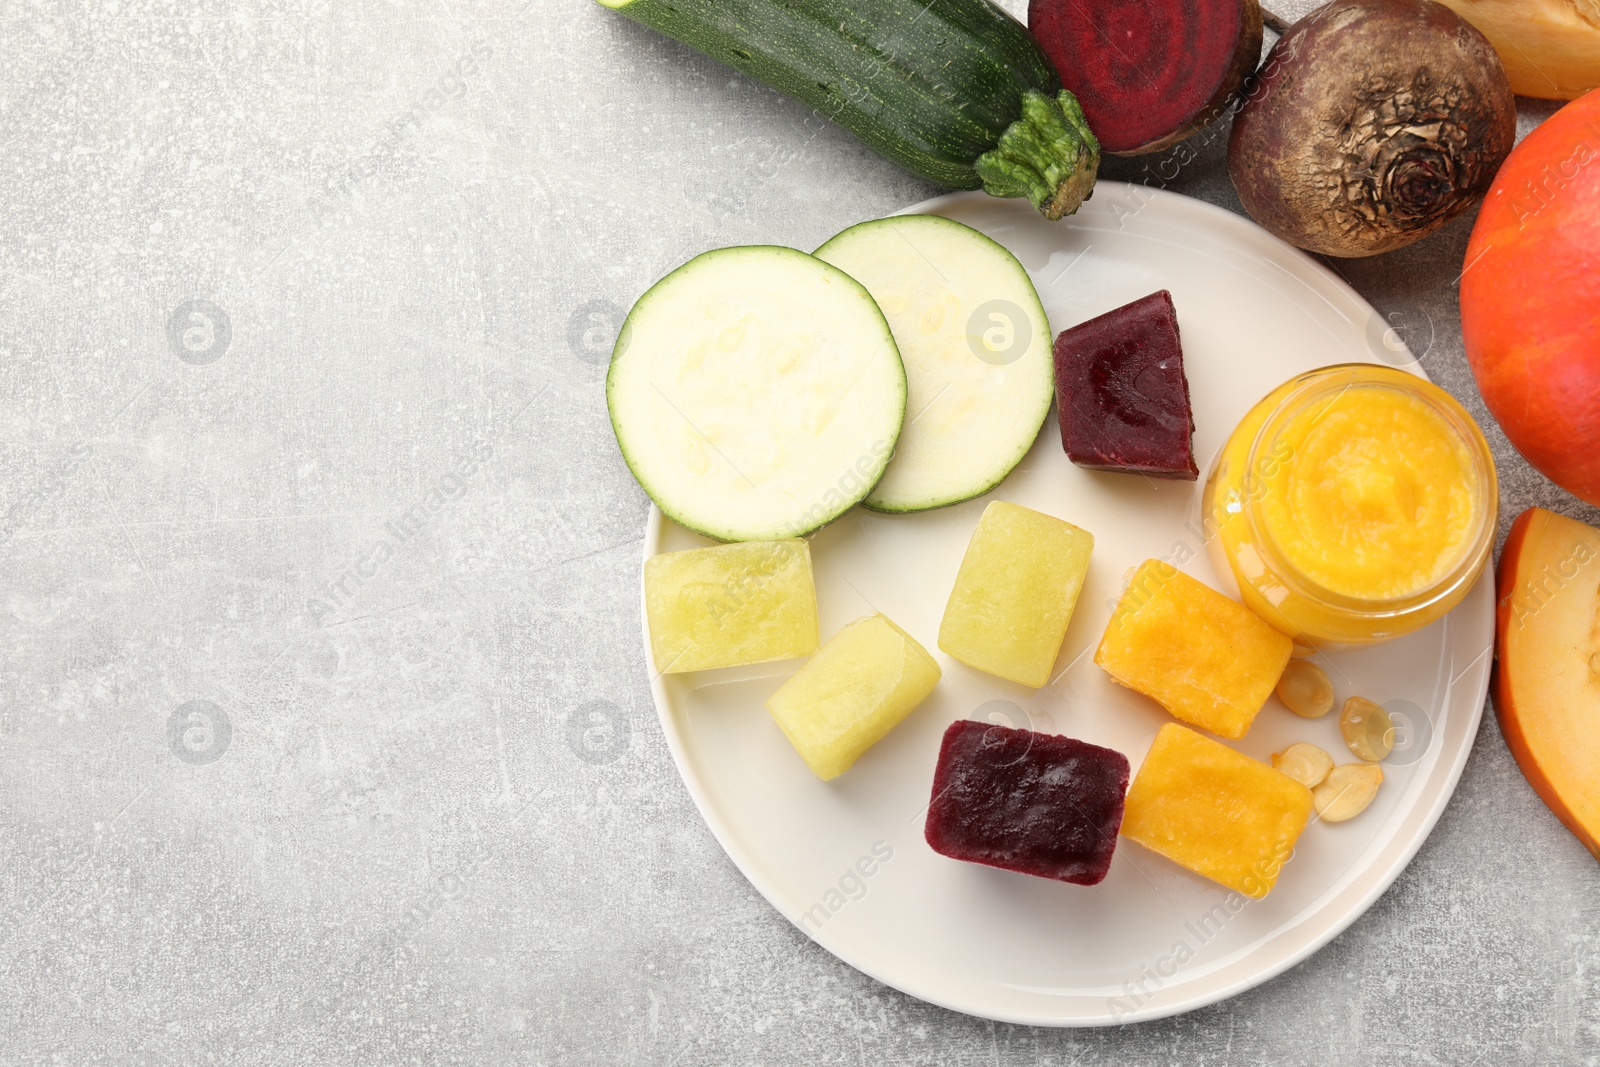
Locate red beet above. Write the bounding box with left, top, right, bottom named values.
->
left=1027, top=0, right=1264, bottom=155
left=924, top=720, right=1129, bottom=886
left=1053, top=290, right=1197, bottom=480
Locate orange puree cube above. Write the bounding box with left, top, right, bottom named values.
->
left=1122, top=724, right=1312, bottom=898
left=1095, top=560, right=1292, bottom=739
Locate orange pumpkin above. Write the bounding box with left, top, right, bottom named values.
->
left=1494, top=507, right=1600, bottom=859
left=1461, top=89, right=1600, bottom=504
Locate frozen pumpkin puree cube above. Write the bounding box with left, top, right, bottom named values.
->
left=1122, top=723, right=1312, bottom=899
left=938, top=501, right=1095, bottom=688
left=1095, top=560, right=1292, bottom=739
left=644, top=539, right=818, bottom=674
left=766, top=614, right=941, bottom=781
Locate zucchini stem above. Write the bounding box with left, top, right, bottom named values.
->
left=976, top=90, right=1101, bottom=221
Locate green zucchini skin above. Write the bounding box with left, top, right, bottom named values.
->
left=599, top=0, right=1071, bottom=194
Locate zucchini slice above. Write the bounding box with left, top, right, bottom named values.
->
left=815, top=215, right=1053, bottom=512
left=607, top=246, right=906, bottom=542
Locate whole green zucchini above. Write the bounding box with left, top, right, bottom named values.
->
left=595, top=0, right=1099, bottom=219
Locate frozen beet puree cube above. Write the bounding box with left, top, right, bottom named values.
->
left=1054, top=290, right=1198, bottom=480
left=924, top=719, right=1130, bottom=885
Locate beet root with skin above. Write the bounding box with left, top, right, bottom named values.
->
left=1028, top=0, right=1263, bottom=155
left=1229, top=0, right=1516, bottom=257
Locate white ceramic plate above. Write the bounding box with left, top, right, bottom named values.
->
left=640, top=184, right=1494, bottom=1026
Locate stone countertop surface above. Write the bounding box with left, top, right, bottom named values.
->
left=2, top=1, right=1596, bottom=1063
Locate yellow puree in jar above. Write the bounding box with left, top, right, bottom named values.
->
left=1257, top=385, right=1479, bottom=600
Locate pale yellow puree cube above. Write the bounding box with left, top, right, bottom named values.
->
left=938, top=501, right=1094, bottom=688
left=766, top=613, right=941, bottom=780
left=644, top=539, right=818, bottom=674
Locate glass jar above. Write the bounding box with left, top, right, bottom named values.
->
left=1204, top=364, right=1497, bottom=648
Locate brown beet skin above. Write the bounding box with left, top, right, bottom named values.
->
left=1028, top=0, right=1263, bottom=155
left=1229, top=0, right=1516, bottom=257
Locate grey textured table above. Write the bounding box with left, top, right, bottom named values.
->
left=3, top=1, right=1597, bottom=1063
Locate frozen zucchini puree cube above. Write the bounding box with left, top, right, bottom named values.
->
left=644, top=539, right=818, bottom=674
left=1095, top=559, right=1292, bottom=739
left=766, top=613, right=941, bottom=781
left=938, top=501, right=1094, bottom=688
left=1122, top=724, right=1312, bottom=899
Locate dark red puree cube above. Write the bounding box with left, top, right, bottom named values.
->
left=924, top=719, right=1129, bottom=886
left=1053, top=289, right=1198, bottom=480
